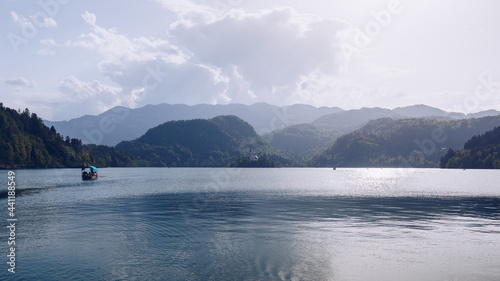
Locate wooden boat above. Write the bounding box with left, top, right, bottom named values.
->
left=82, top=165, right=98, bottom=180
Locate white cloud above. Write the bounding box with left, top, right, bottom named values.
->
left=11, top=11, right=57, bottom=28
left=41, top=39, right=57, bottom=46
left=57, top=76, right=121, bottom=99
left=99, top=58, right=229, bottom=106
left=30, top=15, right=57, bottom=28
left=36, top=49, right=55, bottom=56
left=71, top=12, right=187, bottom=67
left=36, top=39, right=58, bottom=55
left=169, top=7, right=348, bottom=103
left=68, top=11, right=219, bottom=107
left=81, top=11, right=97, bottom=25
left=155, top=0, right=218, bottom=27
left=56, top=76, right=125, bottom=113
left=10, top=11, right=33, bottom=28
left=64, top=6, right=348, bottom=109
left=156, top=0, right=213, bottom=16
left=10, top=11, right=20, bottom=22
left=5, top=77, right=37, bottom=88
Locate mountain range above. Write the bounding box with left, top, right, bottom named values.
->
left=45, top=103, right=500, bottom=147
left=3, top=102, right=500, bottom=169
left=45, top=103, right=341, bottom=146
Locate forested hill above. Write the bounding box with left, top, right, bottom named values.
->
left=4, top=102, right=499, bottom=169
left=115, top=115, right=287, bottom=167
left=264, top=124, right=341, bottom=158
left=46, top=103, right=343, bottom=146
left=310, top=116, right=500, bottom=168
left=440, top=126, right=500, bottom=169
left=0, top=104, right=135, bottom=168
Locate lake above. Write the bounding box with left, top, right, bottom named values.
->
left=1, top=168, right=499, bottom=280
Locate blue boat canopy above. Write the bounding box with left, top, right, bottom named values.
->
left=82, top=165, right=98, bottom=171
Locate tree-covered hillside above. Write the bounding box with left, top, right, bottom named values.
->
left=264, top=124, right=341, bottom=158
left=210, top=115, right=258, bottom=140
left=440, top=126, right=500, bottom=169
left=115, top=115, right=291, bottom=167
left=311, top=116, right=500, bottom=168
left=45, top=103, right=343, bottom=146
left=4, top=102, right=499, bottom=169
left=0, top=103, right=136, bottom=168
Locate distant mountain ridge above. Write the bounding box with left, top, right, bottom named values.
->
left=45, top=103, right=500, bottom=147
left=312, top=107, right=401, bottom=132
left=265, top=104, right=500, bottom=158
left=311, top=104, right=499, bottom=131
left=45, top=103, right=343, bottom=146
left=4, top=102, right=500, bottom=169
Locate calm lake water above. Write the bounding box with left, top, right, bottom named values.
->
left=1, top=168, right=499, bottom=281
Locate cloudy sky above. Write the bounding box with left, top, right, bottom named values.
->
left=2, top=0, right=500, bottom=121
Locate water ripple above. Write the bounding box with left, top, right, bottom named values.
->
left=2, top=168, right=500, bottom=280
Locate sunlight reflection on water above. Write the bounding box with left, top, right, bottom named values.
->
left=1, top=168, right=499, bottom=280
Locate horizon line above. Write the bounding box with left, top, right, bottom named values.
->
left=43, top=102, right=499, bottom=122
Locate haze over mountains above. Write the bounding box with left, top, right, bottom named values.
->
left=45, top=103, right=341, bottom=146
left=3, top=101, right=500, bottom=169
left=311, top=116, right=500, bottom=167
left=45, top=103, right=500, bottom=147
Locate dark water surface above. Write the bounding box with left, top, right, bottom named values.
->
left=1, top=168, right=499, bottom=280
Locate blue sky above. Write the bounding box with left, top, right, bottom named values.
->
left=2, top=0, right=500, bottom=120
